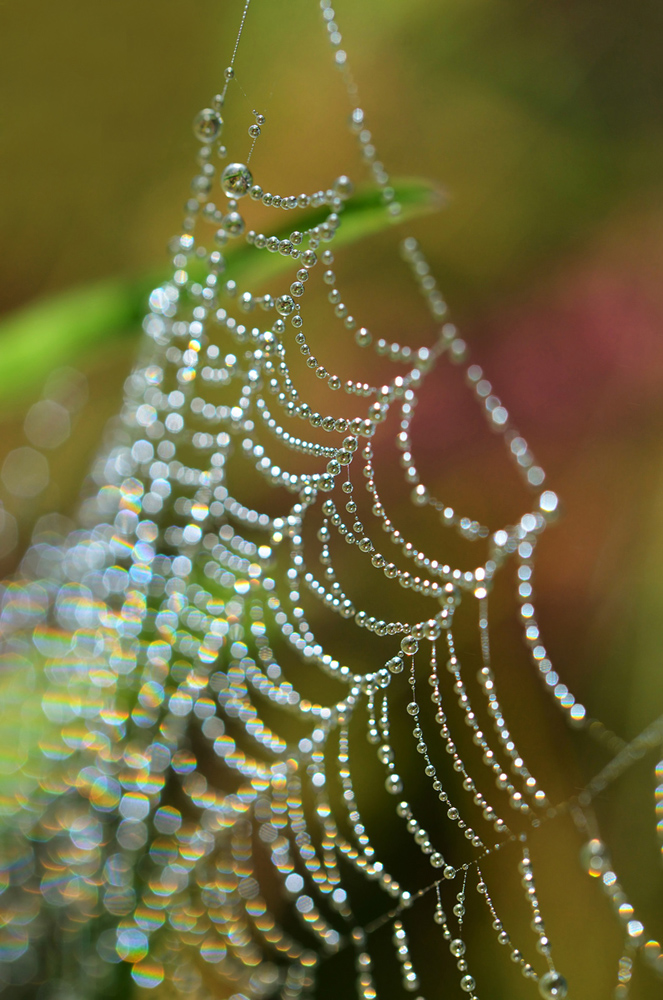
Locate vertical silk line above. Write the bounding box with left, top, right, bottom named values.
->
left=220, top=0, right=253, bottom=103
left=230, top=0, right=252, bottom=68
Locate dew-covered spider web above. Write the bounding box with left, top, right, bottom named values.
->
left=1, top=2, right=663, bottom=999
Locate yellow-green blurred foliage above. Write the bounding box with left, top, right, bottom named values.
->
left=2, top=1, right=663, bottom=997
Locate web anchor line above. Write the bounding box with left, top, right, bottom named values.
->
left=230, top=0, right=252, bottom=68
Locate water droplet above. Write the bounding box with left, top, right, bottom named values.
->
left=221, top=162, right=253, bottom=197
left=1, top=447, right=49, bottom=498
left=24, top=399, right=70, bottom=449
left=538, top=971, right=568, bottom=999
left=275, top=295, right=295, bottom=317
left=222, top=211, right=245, bottom=236
left=193, top=108, right=223, bottom=143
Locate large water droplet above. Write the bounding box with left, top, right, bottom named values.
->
left=538, top=971, right=568, bottom=999
left=220, top=162, right=253, bottom=197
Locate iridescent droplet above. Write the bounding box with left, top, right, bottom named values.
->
left=579, top=838, right=606, bottom=877
left=131, top=960, right=165, bottom=988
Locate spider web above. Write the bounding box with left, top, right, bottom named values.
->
left=1, top=2, right=662, bottom=999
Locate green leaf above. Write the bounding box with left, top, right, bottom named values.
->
left=0, top=178, right=441, bottom=413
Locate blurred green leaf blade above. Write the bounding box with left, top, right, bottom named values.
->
left=0, top=178, right=441, bottom=412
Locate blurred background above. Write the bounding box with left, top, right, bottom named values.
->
left=2, top=0, right=663, bottom=996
